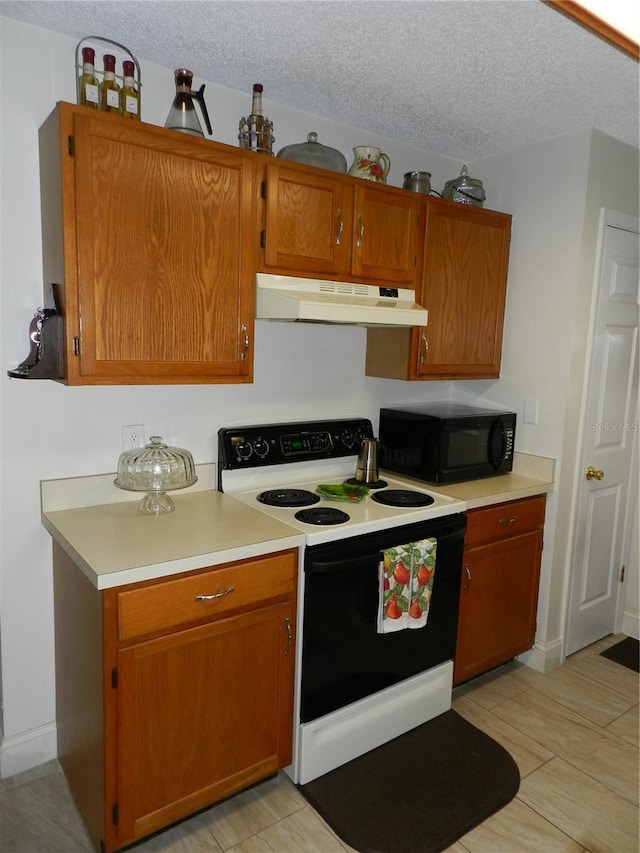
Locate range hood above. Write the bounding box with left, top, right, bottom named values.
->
left=256, top=273, right=428, bottom=327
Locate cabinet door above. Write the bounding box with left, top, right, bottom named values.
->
left=115, top=601, right=295, bottom=846
left=262, top=161, right=352, bottom=276
left=351, top=183, right=419, bottom=285
left=63, top=106, right=255, bottom=383
left=454, top=530, right=543, bottom=685
left=416, top=199, right=511, bottom=379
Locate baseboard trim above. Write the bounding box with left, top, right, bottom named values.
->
left=0, top=722, right=57, bottom=779
left=518, top=636, right=564, bottom=672
left=622, top=609, right=640, bottom=640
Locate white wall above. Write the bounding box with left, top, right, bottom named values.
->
left=467, top=131, right=639, bottom=660
left=1, top=15, right=638, bottom=777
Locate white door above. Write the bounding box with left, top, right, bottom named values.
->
left=566, top=209, right=639, bottom=655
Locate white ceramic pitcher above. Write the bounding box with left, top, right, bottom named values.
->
left=348, top=146, right=390, bottom=183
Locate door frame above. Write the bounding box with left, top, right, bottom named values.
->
left=563, top=206, right=639, bottom=654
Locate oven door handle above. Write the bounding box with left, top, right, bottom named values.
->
left=307, top=553, right=384, bottom=574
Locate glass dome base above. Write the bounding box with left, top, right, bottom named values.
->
left=138, top=491, right=175, bottom=515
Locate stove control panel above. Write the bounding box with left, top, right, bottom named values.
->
left=219, top=418, right=374, bottom=470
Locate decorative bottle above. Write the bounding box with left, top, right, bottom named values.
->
left=121, top=60, right=140, bottom=120
left=100, top=54, right=121, bottom=113
left=79, top=46, right=99, bottom=109
left=238, top=83, right=273, bottom=155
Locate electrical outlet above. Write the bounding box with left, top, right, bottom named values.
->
left=122, top=424, right=145, bottom=451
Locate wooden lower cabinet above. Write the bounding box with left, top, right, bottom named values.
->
left=453, top=495, right=546, bottom=686
left=53, top=544, right=297, bottom=853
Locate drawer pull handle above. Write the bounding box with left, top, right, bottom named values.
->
left=498, top=515, right=518, bottom=524
left=195, top=586, right=235, bottom=602
left=285, top=617, right=293, bottom=654
left=463, top=565, right=471, bottom=591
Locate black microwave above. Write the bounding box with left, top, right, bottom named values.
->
left=379, top=402, right=516, bottom=485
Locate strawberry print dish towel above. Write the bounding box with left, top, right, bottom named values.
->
left=377, top=538, right=436, bottom=633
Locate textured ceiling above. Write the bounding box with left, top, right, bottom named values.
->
left=2, top=0, right=639, bottom=159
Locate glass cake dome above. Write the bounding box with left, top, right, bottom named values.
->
left=115, top=436, right=197, bottom=514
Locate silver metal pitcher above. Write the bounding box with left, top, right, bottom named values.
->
left=355, top=438, right=380, bottom=484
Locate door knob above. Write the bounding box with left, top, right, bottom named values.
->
left=585, top=466, right=604, bottom=481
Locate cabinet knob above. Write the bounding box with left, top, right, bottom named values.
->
left=585, top=465, right=604, bottom=481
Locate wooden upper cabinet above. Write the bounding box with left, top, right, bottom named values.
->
left=365, top=198, right=511, bottom=381
left=351, top=182, right=419, bottom=284
left=40, top=103, right=256, bottom=384
left=416, top=199, right=511, bottom=378
left=260, top=160, right=420, bottom=287
left=262, top=161, right=352, bottom=276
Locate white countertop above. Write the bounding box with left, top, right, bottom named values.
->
left=42, top=489, right=304, bottom=590
left=41, top=452, right=554, bottom=590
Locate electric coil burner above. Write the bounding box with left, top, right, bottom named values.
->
left=371, top=489, right=435, bottom=508
left=258, top=488, right=320, bottom=508
left=295, top=507, right=350, bottom=525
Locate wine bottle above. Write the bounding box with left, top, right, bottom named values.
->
left=121, top=60, right=140, bottom=120
left=100, top=54, right=121, bottom=114
left=79, top=46, right=99, bottom=109
left=238, top=83, right=273, bottom=154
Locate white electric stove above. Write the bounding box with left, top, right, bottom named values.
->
left=217, top=417, right=467, bottom=784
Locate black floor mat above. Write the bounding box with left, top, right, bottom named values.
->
left=600, top=637, right=640, bottom=672
left=299, top=710, right=520, bottom=853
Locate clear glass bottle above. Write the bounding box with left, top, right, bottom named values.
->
left=121, top=60, right=140, bottom=120
left=238, top=83, right=273, bottom=154
left=100, top=54, right=121, bottom=114
left=79, top=46, right=99, bottom=109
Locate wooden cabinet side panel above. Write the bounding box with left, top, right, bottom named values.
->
left=53, top=541, right=105, bottom=852
left=39, top=104, right=81, bottom=383
left=116, top=601, right=296, bottom=845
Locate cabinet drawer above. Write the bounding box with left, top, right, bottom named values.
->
left=465, top=495, right=546, bottom=548
left=117, top=550, right=297, bottom=642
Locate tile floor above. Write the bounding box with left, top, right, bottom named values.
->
left=1, top=634, right=637, bottom=853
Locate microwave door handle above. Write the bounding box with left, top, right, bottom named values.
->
left=488, top=418, right=506, bottom=469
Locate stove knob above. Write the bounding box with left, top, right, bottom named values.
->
left=315, top=433, right=331, bottom=451
left=340, top=429, right=355, bottom=449
left=253, top=438, right=269, bottom=458
left=235, top=440, right=253, bottom=460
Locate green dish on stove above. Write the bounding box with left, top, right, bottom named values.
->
left=316, top=483, right=369, bottom=502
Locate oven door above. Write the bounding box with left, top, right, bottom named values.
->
left=299, top=513, right=465, bottom=723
